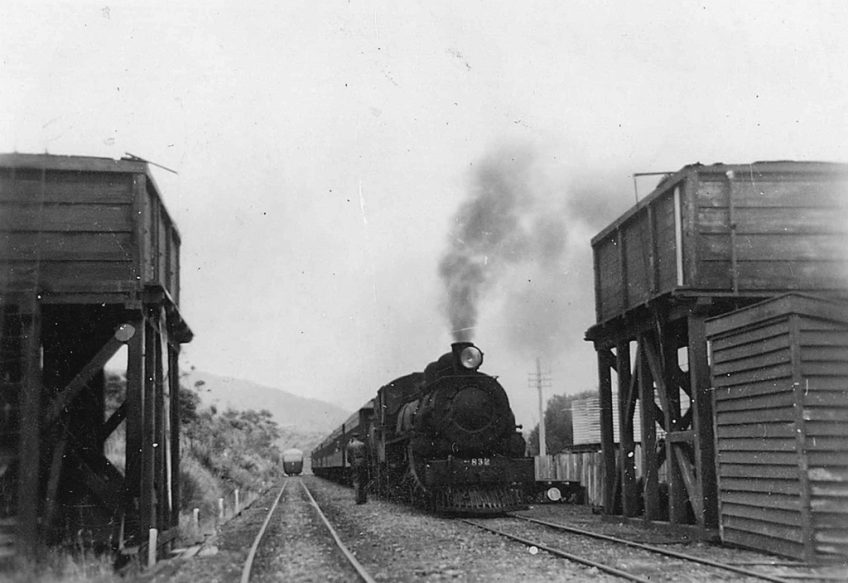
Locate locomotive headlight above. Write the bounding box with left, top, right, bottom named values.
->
left=459, top=346, right=483, bottom=370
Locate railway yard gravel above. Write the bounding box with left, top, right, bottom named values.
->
left=134, top=476, right=847, bottom=583
left=306, top=478, right=607, bottom=582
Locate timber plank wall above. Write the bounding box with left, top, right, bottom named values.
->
left=592, top=161, right=848, bottom=324
left=707, top=294, right=848, bottom=562
left=0, top=153, right=181, bottom=303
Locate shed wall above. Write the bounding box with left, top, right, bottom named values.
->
left=711, top=317, right=803, bottom=558
left=709, top=295, right=848, bottom=561
left=798, top=317, right=848, bottom=559
left=572, top=393, right=693, bottom=446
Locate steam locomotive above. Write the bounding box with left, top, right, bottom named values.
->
left=311, top=342, right=534, bottom=513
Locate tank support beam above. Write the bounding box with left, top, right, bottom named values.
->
left=597, top=349, right=615, bottom=514
left=637, top=335, right=660, bottom=520
left=17, top=301, right=41, bottom=559
left=687, top=314, right=718, bottom=531
left=1, top=296, right=184, bottom=562
left=591, top=300, right=723, bottom=535
left=618, top=341, right=639, bottom=517
left=44, top=325, right=134, bottom=424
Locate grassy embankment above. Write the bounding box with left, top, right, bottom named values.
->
left=4, top=374, right=285, bottom=581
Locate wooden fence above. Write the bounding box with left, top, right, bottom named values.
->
left=535, top=450, right=604, bottom=506
left=536, top=444, right=668, bottom=507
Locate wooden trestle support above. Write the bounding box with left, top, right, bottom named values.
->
left=592, top=304, right=725, bottom=535
left=0, top=290, right=189, bottom=561
left=0, top=153, right=192, bottom=564
left=586, top=160, right=848, bottom=540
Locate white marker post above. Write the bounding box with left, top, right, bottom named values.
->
left=192, top=508, right=200, bottom=538
left=148, top=528, right=157, bottom=568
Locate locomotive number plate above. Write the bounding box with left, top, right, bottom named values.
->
left=470, top=458, right=491, bottom=466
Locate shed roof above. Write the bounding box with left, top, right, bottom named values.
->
left=705, top=293, right=848, bottom=339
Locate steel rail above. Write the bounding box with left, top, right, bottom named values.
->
left=301, top=480, right=377, bottom=583
left=240, top=479, right=290, bottom=583
left=512, top=515, right=791, bottom=583
left=462, top=519, right=652, bottom=583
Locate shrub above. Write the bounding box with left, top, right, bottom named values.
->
left=179, top=455, right=222, bottom=517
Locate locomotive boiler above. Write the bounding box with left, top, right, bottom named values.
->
left=312, top=342, right=534, bottom=514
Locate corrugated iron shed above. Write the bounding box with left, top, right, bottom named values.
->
left=706, top=293, right=848, bottom=562
left=572, top=393, right=693, bottom=446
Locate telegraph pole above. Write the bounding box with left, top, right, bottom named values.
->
left=528, top=358, right=552, bottom=457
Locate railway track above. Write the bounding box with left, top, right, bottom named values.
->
left=462, top=514, right=796, bottom=583
left=155, top=477, right=844, bottom=582
left=241, top=477, right=376, bottom=583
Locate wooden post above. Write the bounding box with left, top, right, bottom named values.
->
left=169, top=343, right=181, bottom=530
left=17, top=303, right=42, bottom=558
left=42, top=424, right=70, bottom=541
left=153, top=319, right=166, bottom=534
left=663, top=333, right=688, bottom=524
left=141, top=317, right=156, bottom=536
left=687, top=314, right=719, bottom=530
left=788, top=314, right=814, bottom=561
left=617, top=341, right=638, bottom=517
left=125, top=317, right=145, bottom=544
left=147, top=528, right=157, bottom=568
left=638, top=334, right=660, bottom=520
left=597, top=349, right=616, bottom=514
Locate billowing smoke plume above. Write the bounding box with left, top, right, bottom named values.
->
left=439, top=145, right=568, bottom=344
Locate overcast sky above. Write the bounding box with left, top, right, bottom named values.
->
left=3, top=1, right=847, bottom=427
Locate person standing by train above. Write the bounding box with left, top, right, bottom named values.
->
left=346, top=435, right=368, bottom=504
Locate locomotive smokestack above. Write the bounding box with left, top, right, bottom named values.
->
left=451, top=341, right=474, bottom=361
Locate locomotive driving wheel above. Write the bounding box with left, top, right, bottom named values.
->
left=404, top=445, right=434, bottom=510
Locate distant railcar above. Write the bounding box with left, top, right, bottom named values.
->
left=312, top=342, right=534, bottom=514
left=282, top=448, right=304, bottom=476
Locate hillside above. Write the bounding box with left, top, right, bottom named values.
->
left=183, top=369, right=350, bottom=452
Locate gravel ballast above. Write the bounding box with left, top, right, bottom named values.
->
left=133, top=476, right=847, bottom=582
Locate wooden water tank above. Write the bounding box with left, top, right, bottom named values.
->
left=592, top=161, right=848, bottom=325
left=0, top=153, right=182, bottom=305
